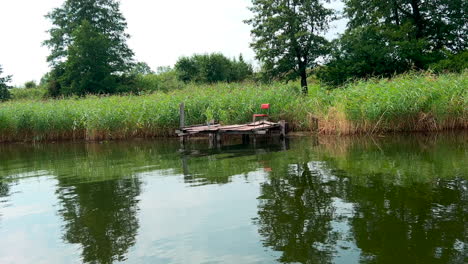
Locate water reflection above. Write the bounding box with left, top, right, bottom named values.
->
left=180, top=140, right=290, bottom=186
left=255, top=162, right=336, bottom=263
left=255, top=156, right=467, bottom=263
left=56, top=177, right=142, bottom=263
left=349, top=176, right=467, bottom=264
left=0, top=133, right=466, bottom=263
left=0, top=181, right=9, bottom=223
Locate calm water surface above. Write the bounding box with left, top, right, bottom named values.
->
left=0, top=134, right=466, bottom=264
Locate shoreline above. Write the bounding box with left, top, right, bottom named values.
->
left=0, top=128, right=466, bottom=144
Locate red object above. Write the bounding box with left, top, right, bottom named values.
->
left=253, top=104, right=270, bottom=122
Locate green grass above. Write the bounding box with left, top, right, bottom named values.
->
left=0, top=72, right=466, bottom=142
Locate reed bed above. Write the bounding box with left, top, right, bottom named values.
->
left=0, top=72, right=466, bottom=142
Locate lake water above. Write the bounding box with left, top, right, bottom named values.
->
left=0, top=133, right=466, bottom=264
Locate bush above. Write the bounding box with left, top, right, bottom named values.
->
left=10, top=87, right=47, bottom=100
left=24, top=81, right=37, bottom=89
left=133, top=71, right=184, bottom=93
left=430, top=51, right=468, bottom=73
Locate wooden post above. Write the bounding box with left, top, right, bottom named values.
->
left=209, top=133, right=214, bottom=148
left=179, top=103, right=185, bottom=128
left=179, top=103, right=186, bottom=145
left=279, top=120, right=286, bottom=140
left=216, top=132, right=222, bottom=147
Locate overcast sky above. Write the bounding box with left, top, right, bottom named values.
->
left=0, top=0, right=346, bottom=86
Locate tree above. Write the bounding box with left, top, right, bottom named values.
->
left=44, top=0, right=134, bottom=95
left=316, top=26, right=414, bottom=86
left=245, top=0, right=334, bottom=94
left=0, top=65, right=12, bottom=102
left=60, top=20, right=118, bottom=95
left=175, top=56, right=198, bottom=83
left=231, top=54, right=254, bottom=82
left=318, top=0, right=468, bottom=85
left=130, top=62, right=154, bottom=76
left=175, top=53, right=253, bottom=83
left=344, top=0, right=467, bottom=53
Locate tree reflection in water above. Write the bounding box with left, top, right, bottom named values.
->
left=255, top=162, right=467, bottom=264
left=0, top=181, right=9, bottom=224
left=255, top=162, right=337, bottom=264
left=56, top=177, right=141, bottom=264
left=349, top=176, right=467, bottom=264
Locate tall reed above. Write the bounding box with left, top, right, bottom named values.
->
left=0, top=72, right=466, bottom=142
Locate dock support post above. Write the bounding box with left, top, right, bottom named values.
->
left=179, top=103, right=185, bottom=129
left=279, top=120, right=287, bottom=140
left=209, top=133, right=214, bottom=148
left=179, top=103, right=186, bottom=146
left=242, top=134, right=250, bottom=144
left=216, top=132, right=222, bottom=147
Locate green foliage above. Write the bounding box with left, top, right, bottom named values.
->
left=0, top=65, right=12, bottom=102
left=245, top=0, right=334, bottom=93
left=175, top=53, right=253, bottom=83
left=130, top=62, right=154, bottom=75
left=316, top=26, right=417, bottom=86
left=10, top=87, right=47, bottom=100
left=0, top=72, right=467, bottom=141
left=44, top=0, right=133, bottom=69
left=430, top=50, right=468, bottom=73
left=60, top=20, right=118, bottom=95
left=0, top=72, right=466, bottom=141
left=134, top=70, right=183, bottom=93
left=329, top=72, right=468, bottom=133
left=320, top=0, right=468, bottom=85
left=24, top=81, right=37, bottom=89
left=0, top=82, right=303, bottom=141
left=44, top=0, right=134, bottom=96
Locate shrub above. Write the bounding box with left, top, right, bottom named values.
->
left=430, top=51, right=468, bottom=73
left=10, top=87, right=48, bottom=100
left=24, top=81, right=37, bottom=89
left=133, top=71, right=184, bottom=93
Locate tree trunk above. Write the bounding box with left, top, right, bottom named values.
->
left=410, top=0, right=424, bottom=69
left=410, top=0, right=423, bottom=39
left=393, top=0, right=400, bottom=26
left=300, top=67, right=308, bottom=95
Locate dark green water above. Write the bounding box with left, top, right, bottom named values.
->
left=0, top=133, right=466, bottom=264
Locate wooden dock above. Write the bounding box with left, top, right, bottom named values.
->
left=175, top=103, right=288, bottom=145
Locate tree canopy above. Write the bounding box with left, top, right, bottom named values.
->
left=44, top=0, right=134, bottom=95
left=0, top=65, right=12, bottom=102
left=245, top=0, right=334, bottom=94
left=317, top=0, right=468, bottom=85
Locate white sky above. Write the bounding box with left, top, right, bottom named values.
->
left=0, top=0, right=346, bottom=86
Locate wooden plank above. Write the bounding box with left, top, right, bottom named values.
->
left=176, top=120, right=282, bottom=137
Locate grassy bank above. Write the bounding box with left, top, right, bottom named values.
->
left=0, top=72, right=466, bottom=142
